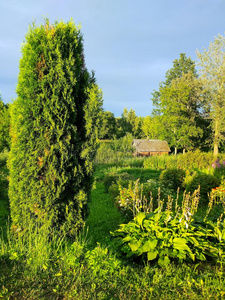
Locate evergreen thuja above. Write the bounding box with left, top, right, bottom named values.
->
left=8, top=20, right=103, bottom=236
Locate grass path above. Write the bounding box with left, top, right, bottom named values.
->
left=85, top=182, right=122, bottom=245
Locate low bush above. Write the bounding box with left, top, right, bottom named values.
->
left=186, top=173, right=220, bottom=202
left=103, top=172, right=131, bottom=193
left=159, top=168, right=186, bottom=191
left=108, top=183, right=120, bottom=199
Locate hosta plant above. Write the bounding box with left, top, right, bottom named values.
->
left=112, top=187, right=225, bottom=266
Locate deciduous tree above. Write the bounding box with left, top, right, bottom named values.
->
left=98, top=110, right=116, bottom=140
left=152, top=53, right=198, bottom=109
left=197, top=34, right=225, bottom=156
left=156, top=72, right=205, bottom=153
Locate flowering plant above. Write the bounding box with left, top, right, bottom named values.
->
left=112, top=186, right=225, bottom=265
left=209, top=180, right=225, bottom=215
left=212, top=160, right=225, bottom=169
left=211, top=186, right=225, bottom=200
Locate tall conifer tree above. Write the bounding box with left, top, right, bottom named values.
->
left=8, top=20, right=103, bottom=235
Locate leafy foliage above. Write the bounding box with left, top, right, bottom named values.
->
left=103, top=172, right=131, bottom=193
left=159, top=168, right=186, bottom=191
left=98, top=110, right=116, bottom=140
left=112, top=187, right=225, bottom=265
left=154, top=73, right=207, bottom=152
left=143, top=150, right=225, bottom=171
left=116, top=108, right=143, bottom=139
left=8, top=20, right=103, bottom=236
left=186, top=173, right=220, bottom=202
left=197, top=34, right=225, bottom=155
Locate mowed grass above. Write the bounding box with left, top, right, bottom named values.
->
left=85, top=166, right=161, bottom=246
left=85, top=182, right=122, bottom=245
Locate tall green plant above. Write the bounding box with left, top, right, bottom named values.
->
left=8, top=20, right=103, bottom=236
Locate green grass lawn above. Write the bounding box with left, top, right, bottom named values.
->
left=86, top=182, right=123, bottom=245
left=1, top=159, right=225, bottom=299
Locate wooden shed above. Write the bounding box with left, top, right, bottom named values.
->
left=132, top=139, right=171, bottom=156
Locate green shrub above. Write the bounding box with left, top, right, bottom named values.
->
left=95, top=142, right=118, bottom=164
left=186, top=173, right=220, bottom=202
left=143, top=179, right=173, bottom=201
left=8, top=20, right=103, bottom=236
left=159, top=168, right=186, bottom=191
left=94, top=142, right=134, bottom=165
left=108, top=183, right=120, bottom=199
left=103, top=172, right=130, bottom=193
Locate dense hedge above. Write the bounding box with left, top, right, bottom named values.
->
left=8, top=20, right=102, bottom=236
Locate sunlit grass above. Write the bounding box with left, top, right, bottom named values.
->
left=1, top=153, right=225, bottom=299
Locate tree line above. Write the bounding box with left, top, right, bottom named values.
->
left=98, top=35, right=225, bottom=156
left=1, top=33, right=225, bottom=157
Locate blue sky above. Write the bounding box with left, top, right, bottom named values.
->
left=0, top=0, right=225, bottom=117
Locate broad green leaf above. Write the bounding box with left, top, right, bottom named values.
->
left=156, top=231, right=163, bottom=239
left=187, top=236, right=199, bottom=246
left=135, top=212, right=146, bottom=226
left=187, top=249, right=195, bottom=261
left=173, top=238, right=189, bottom=251
left=158, top=256, right=170, bottom=267
left=177, top=250, right=186, bottom=260
left=141, top=239, right=158, bottom=252
left=222, top=229, right=225, bottom=241
left=129, top=239, right=142, bottom=252
left=122, top=235, right=133, bottom=242
left=147, top=250, right=158, bottom=261
left=214, top=227, right=222, bottom=241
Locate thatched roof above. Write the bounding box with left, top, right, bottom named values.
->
left=132, top=139, right=170, bottom=152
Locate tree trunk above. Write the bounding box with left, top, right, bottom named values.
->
left=213, top=119, right=219, bottom=156
left=174, top=147, right=177, bottom=155
left=214, top=143, right=219, bottom=156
